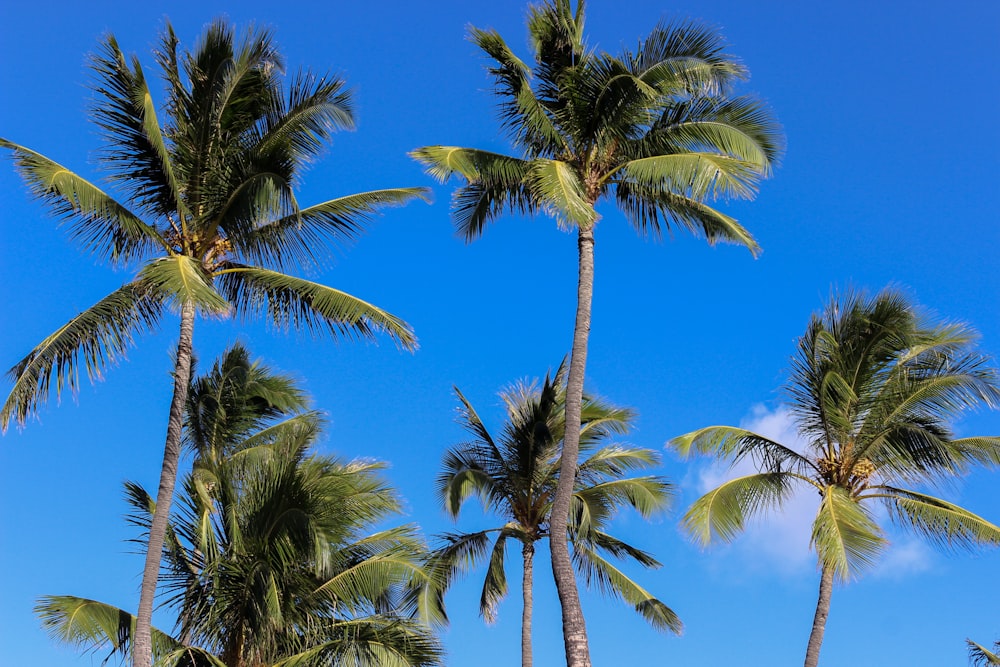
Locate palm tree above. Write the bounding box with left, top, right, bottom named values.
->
left=670, top=288, right=1000, bottom=667
left=969, top=640, right=1000, bottom=666
left=36, top=345, right=441, bottom=667
left=411, top=3, right=780, bottom=662
left=1, top=21, right=425, bottom=667
left=430, top=364, right=679, bottom=667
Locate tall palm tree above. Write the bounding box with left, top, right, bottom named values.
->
left=431, top=364, right=679, bottom=667
left=670, top=289, right=1000, bottom=667
left=36, top=345, right=441, bottom=667
left=1, top=21, right=425, bottom=667
left=411, top=3, right=781, bottom=662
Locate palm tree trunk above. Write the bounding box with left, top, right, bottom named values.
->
left=803, top=564, right=835, bottom=667
left=133, top=301, right=196, bottom=667
left=521, top=541, right=535, bottom=667
left=549, top=223, right=595, bottom=667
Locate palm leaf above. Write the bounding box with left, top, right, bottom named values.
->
left=627, top=19, right=748, bottom=93
left=614, top=184, right=758, bottom=254
left=528, top=158, right=596, bottom=228
left=215, top=265, right=416, bottom=349
left=968, top=639, right=1000, bottom=666
left=239, top=188, right=431, bottom=269
left=671, top=426, right=813, bottom=473
left=480, top=530, right=511, bottom=623
left=874, top=487, right=1000, bottom=551
left=618, top=152, right=763, bottom=200
left=651, top=96, right=782, bottom=170
left=682, top=472, right=797, bottom=545
left=139, top=255, right=230, bottom=315
left=811, top=486, right=885, bottom=581
left=470, top=27, right=564, bottom=155
left=570, top=541, right=682, bottom=634
left=88, top=36, right=184, bottom=221
left=574, top=477, right=673, bottom=523
left=410, top=147, right=537, bottom=241
left=272, top=617, right=442, bottom=667
left=2, top=280, right=165, bottom=430
left=34, top=595, right=180, bottom=662
left=0, top=138, right=165, bottom=265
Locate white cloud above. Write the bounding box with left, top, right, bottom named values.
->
left=691, top=404, right=817, bottom=577
left=872, top=539, right=933, bottom=580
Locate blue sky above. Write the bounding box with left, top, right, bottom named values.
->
left=1, top=1, right=998, bottom=665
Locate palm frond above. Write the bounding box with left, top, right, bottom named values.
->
left=410, top=146, right=536, bottom=241
left=528, top=158, right=596, bottom=229
left=0, top=138, right=165, bottom=265
left=2, top=280, right=165, bottom=430
left=576, top=445, right=661, bottom=481
left=627, top=19, right=748, bottom=94
left=574, top=476, right=673, bottom=523
left=471, top=27, right=564, bottom=156
left=34, top=595, right=180, bottom=663
left=615, top=183, right=760, bottom=253
left=618, top=152, right=763, bottom=200
left=570, top=541, right=682, bottom=634
left=89, top=36, right=184, bottom=221
left=480, top=530, right=511, bottom=623
left=811, top=486, right=885, bottom=581
left=682, top=472, right=797, bottom=545
left=139, top=255, right=230, bottom=315
left=968, top=639, right=1000, bottom=666
left=216, top=265, right=416, bottom=349
left=271, top=617, right=442, bottom=667
left=649, top=96, right=783, bottom=171
left=946, top=436, right=1000, bottom=468
left=671, top=426, right=813, bottom=473
left=239, top=188, right=431, bottom=270
left=874, top=487, right=1000, bottom=551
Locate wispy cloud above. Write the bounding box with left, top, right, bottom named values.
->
left=690, top=404, right=817, bottom=577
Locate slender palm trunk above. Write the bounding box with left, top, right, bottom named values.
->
left=803, top=564, right=835, bottom=667
left=133, top=301, right=196, bottom=667
left=521, top=541, right=535, bottom=667
left=549, top=223, right=595, bottom=667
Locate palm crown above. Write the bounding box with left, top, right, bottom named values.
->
left=412, top=1, right=781, bottom=241
left=37, top=345, right=441, bottom=667
left=431, top=364, right=678, bottom=666
left=2, top=20, right=422, bottom=428
left=671, top=288, right=1000, bottom=667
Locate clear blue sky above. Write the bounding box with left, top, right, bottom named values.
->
left=2, top=1, right=998, bottom=665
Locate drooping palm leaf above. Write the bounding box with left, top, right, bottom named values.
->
left=35, top=596, right=181, bottom=663
left=811, top=486, right=885, bottom=581
left=2, top=280, right=165, bottom=429
left=0, top=139, right=166, bottom=265
left=239, top=188, right=431, bottom=270
left=873, top=487, right=1000, bottom=551
left=216, top=266, right=416, bottom=349
left=682, top=472, right=798, bottom=546
left=570, top=541, right=682, bottom=634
